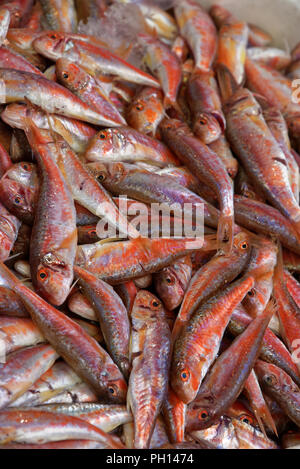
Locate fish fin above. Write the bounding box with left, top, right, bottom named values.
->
left=216, top=64, right=240, bottom=103
left=217, top=213, right=234, bottom=254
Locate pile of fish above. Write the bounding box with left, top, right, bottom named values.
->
left=0, top=0, right=299, bottom=450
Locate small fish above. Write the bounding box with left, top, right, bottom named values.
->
left=74, top=266, right=130, bottom=378
left=172, top=232, right=252, bottom=343
left=187, top=70, right=225, bottom=144
left=216, top=20, right=249, bottom=86
left=33, top=32, right=160, bottom=88
left=127, top=290, right=171, bottom=449
left=0, top=161, right=39, bottom=225
left=25, top=121, right=77, bottom=306
left=85, top=126, right=179, bottom=167
left=138, top=33, right=182, bottom=108
left=0, top=262, right=128, bottom=404
left=161, top=119, right=235, bottom=252
left=0, top=409, right=124, bottom=447
left=174, top=0, right=217, bottom=72
left=55, top=58, right=126, bottom=127
left=255, top=360, right=300, bottom=428
left=171, top=275, right=254, bottom=404
left=187, top=301, right=274, bottom=431
left=0, top=344, right=58, bottom=409
left=247, top=47, right=291, bottom=70
left=0, top=68, right=112, bottom=126
left=0, top=316, right=45, bottom=354
left=76, top=235, right=217, bottom=284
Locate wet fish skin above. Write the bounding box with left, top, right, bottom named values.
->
left=223, top=86, right=300, bottom=235
left=128, top=290, right=171, bottom=449
left=33, top=32, right=161, bottom=88
left=39, top=0, right=77, bottom=32
left=0, top=262, right=128, bottom=404
left=187, top=70, right=225, bottom=144
left=187, top=302, right=274, bottom=431
left=55, top=58, right=126, bottom=127
left=75, top=236, right=218, bottom=285
left=0, top=316, right=45, bottom=354
left=234, top=196, right=300, bottom=255
left=138, top=33, right=182, bottom=108
left=32, top=402, right=132, bottom=433
left=26, top=121, right=77, bottom=306
left=0, top=161, right=38, bottom=225
left=153, top=255, right=192, bottom=311
left=174, top=0, right=217, bottom=73
left=126, top=87, right=164, bottom=136
left=0, top=344, right=58, bottom=410
left=172, top=231, right=252, bottom=343
left=171, top=275, right=254, bottom=404
left=0, top=201, right=21, bottom=262
left=0, top=408, right=124, bottom=447
left=85, top=126, right=179, bottom=167
left=0, top=68, right=113, bottom=126
left=160, top=118, right=235, bottom=252
left=255, top=360, right=300, bottom=428
left=1, top=103, right=97, bottom=153
left=216, top=20, right=249, bottom=86
left=229, top=304, right=300, bottom=389
left=74, top=266, right=130, bottom=378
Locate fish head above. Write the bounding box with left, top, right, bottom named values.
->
left=0, top=177, right=35, bottom=225
left=127, top=88, right=164, bottom=136
left=160, top=118, right=192, bottom=139
left=132, top=290, right=165, bottom=323
left=185, top=397, right=218, bottom=432
left=255, top=360, right=283, bottom=394
left=231, top=231, right=252, bottom=257
left=33, top=32, right=71, bottom=60
left=193, top=112, right=223, bottom=144
left=105, top=366, right=128, bottom=404
left=35, top=253, right=73, bottom=306
left=56, top=58, right=86, bottom=93
left=154, top=266, right=183, bottom=310
left=6, top=162, right=38, bottom=188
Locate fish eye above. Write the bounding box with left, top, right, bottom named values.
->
left=14, top=196, right=22, bottom=205
left=99, top=131, right=108, bottom=140
left=135, top=102, right=144, bottom=111
left=239, top=414, right=253, bottom=425
left=62, top=72, right=69, bottom=79
left=108, top=385, right=117, bottom=395
left=97, top=173, right=105, bottom=182
left=180, top=369, right=190, bottom=382
left=88, top=229, right=96, bottom=236
left=248, top=290, right=255, bottom=297
left=21, top=163, right=30, bottom=171
left=151, top=299, right=160, bottom=308
left=199, top=117, right=207, bottom=125
left=39, top=270, right=48, bottom=281
left=198, top=409, right=209, bottom=420
left=240, top=241, right=248, bottom=250
left=166, top=277, right=174, bottom=285
left=265, top=374, right=277, bottom=385
left=50, top=33, right=58, bottom=39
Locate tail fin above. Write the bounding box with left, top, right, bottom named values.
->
left=216, top=64, right=240, bottom=103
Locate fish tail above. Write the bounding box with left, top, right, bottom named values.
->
left=216, top=63, right=240, bottom=103
left=217, top=213, right=234, bottom=253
